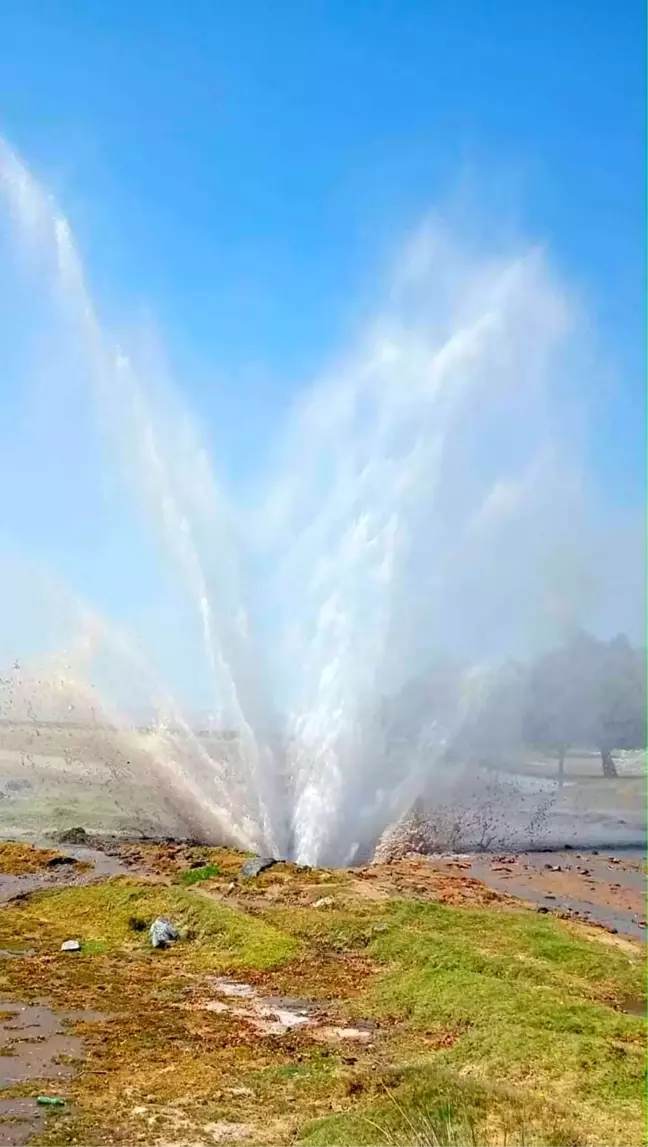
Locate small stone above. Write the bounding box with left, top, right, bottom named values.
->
left=46, top=855, right=77, bottom=868
left=240, top=856, right=277, bottom=878
left=57, top=827, right=88, bottom=845
left=312, top=896, right=335, bottom=909
left=149, top=917, right=179, bottom=949
left=224, top=881, right=236, bottom=895
left=60, top=939, right=81, bottom=952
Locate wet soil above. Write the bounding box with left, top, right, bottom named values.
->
left=0, top=1001, right=82, bottom=1087
left=429, top=847, right=646, bottom=939
left=0, top=1000, right=106, bottom=1144
left=186, top=976, right=377, bottom=1042
left=0, top=846, right=130, bottom=905
left=0, top=1099, right=44, bottom=1147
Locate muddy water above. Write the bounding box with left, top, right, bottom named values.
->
left=0, top=846, right=129, bottom=905
left=444, top=847, right=646, bottom=939
left=0, top=1001, right=107, bottom=1144
left=0, top=1099, right=45, bottom=1146
left=0, top=1002, right=82, bottom=1087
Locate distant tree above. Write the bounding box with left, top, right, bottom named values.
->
left=522, top=634, right=592, bottom=776
left=522, top=631, right=645, bottom=777
left=588, top=635, right=645, bottom=776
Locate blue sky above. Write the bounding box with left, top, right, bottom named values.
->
left=0, top=0, right=644, bottom=501
left=0, top=1, right=644, bottom=703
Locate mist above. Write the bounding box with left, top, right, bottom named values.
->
left=0, top=139, right=643, bottom=863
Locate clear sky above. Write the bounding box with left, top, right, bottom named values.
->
left=0, top=0, right=644, bottom=492
left=0, top=1, right=644, bottom=708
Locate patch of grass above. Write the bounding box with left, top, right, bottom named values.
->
left=0, top=879, right=300, bottom=971
left=298, top=1062, right=579, bottom=1146
left=177, top=863, right=222, bottom=885
left=266, top=897, right=646, bottom=1145
left=263, top=901, right=384, bottom=952
left=357, top=902, right=646, bottom=1145
left=0, top=841, right=69, bottom=874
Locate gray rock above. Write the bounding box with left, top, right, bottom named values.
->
left=149, top=917, right=179, bottom=949
left=60, top=939, right=81, bottom=952
left=58, top=827, right=88, bottom=845
left=240, top=856, right=277, bottom=878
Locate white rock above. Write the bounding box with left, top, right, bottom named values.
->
left=60, top=939, right=81, bottom=952
left=312, top=896, right=335, bottom=909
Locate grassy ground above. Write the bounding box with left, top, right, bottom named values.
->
left=0, top=844, right=643, bottom=1146
left=0, top=842, right=88, bottom=875
left=0, top=842, right=62, bottom=874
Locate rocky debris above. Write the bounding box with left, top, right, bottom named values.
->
left=46, top=855, right=77, bottom=868
left=373, top=804, right=436, bottom=863
left=57, top=827, right=88, bottom=845
left=240, top=856, right=277, bottom=878
left=149, top=917, right=179, bottom=949
left=60, top=939, right=81, bottom=952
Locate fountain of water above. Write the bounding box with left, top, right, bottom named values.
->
left=0, top=140, right=614, bottom=864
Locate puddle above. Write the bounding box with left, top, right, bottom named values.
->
left=0, top=998, right=107, bottom=1146
left=201, top=978, right=375, bottom=1042
left=0, top=1098, right=44, bottom=1146
left=0, top=846, right=130, bottom=906
left=0, top=1002, right=82, bottom=1087
left=619, top=996, right=646, bottom=1018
